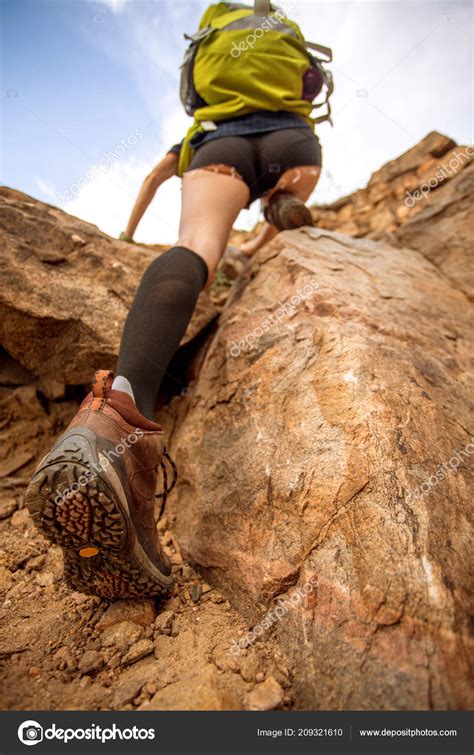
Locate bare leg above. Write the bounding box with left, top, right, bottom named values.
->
left=179, top=166, right=250, bottom=283
left=263, top=165, right=321, bottom=205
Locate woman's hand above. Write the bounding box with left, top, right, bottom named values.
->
left=119, top=232, right=135, bottom=243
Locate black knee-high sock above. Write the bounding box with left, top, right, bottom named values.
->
left=116, top=245, right=208, bottom=419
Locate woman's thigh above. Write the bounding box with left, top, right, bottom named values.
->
left=178, top=166, right=250, bottom=282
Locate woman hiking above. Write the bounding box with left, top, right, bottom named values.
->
left=24, top=1, right=332, bottom=599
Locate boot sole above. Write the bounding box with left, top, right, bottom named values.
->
left=283, top=202, right=314, bottom=230
left=24, top=428, right=173, bottom=599
left=267, top=196, right=314, bottom=231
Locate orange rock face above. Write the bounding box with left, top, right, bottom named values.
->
left=169, top=134, right=473, bottom=710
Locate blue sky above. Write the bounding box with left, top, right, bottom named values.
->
left=2, top=0, right=472, bottom=243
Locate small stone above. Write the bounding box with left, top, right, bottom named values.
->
left=113, top=678, right=145, bottom=708
left=71, top=234, right=86, bottom=245
left=79, top=675, right=92, bottom=688
left=53, top=646, right=76, bottom=671
left=121, top=639, right=154, bottom=666
left=201, top=583, right=212, bottom=594
left=26, top=555, right=47, bottom=572
left=255, top=671, right=265, bottom=683
left=213, top=642, right=239, bottom=673
left=142, top=664, right=240, bottom=711
left=245, top=676, right=284, bottom=711
left=0, top=566, right=13, bottom=591
left=153, top=610, right=174, bottom=636
left=35, top=572, right=54, bottom=587
left=28, top=666, right=41, bottom=677
left=79, top=650, right=104, bottom=675
left=101, top=621, right=142, bottom=651
left=109, top=652, right=122, bottom=670
left=239, top=651, right=262, bottom=682
left=11, top=508, right=31, bottom=529
left=96, top=599, right=155, bottom=631
left=190, top=584, right=202, bottom=603
left=209, top=593, right=225, bottom=604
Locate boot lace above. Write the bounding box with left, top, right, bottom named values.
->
left=154, top=448, right=178, bottom=522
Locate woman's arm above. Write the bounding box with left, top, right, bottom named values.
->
left=121, top=151, right=179, bottom=240
left=240, top=221, right=278, bottom=257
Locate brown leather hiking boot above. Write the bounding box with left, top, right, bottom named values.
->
left=24, top=370, right=174, bottom=598
left=264, top=191, right=314, bottom=232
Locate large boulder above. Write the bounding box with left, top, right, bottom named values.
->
left=171, top=226, right=473, bottom=710
left=0, top=187, right=218, bottom=384
left=311, top=131, right=473, bottom=299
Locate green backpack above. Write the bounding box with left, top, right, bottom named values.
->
left=178, top=0, right=333, bottom=175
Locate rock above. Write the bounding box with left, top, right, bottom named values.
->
left=394, top=160, right=474, bottom=299
left=153, top=610, right=174, bottom=636
left=10, top=508, right=31, bottom=529
left=213, top=642, right=240, bottom=673
left=25, top=555, right=46, bottom=572
left=0, top=566, right=13, bottom=591
left=172, top=221, right=473, bottom=710
left=121, top=639, right=154, bottom=666
left=35, top=571, right=54, bottom=587
left=245, top=677, right=284, bottom=711
left=239, top=651, right=262, bottom=683
left=96, top=599, right=156, bottom=631
left=0, top=500, right=18, bottom=520
left=154, top=635, right=175, bottom=658
left=190, top=584, right=202, bottom=603
left=71, top=234, right=86, bottom=246
left=1, top=453, right=34, bottom=479
left=310, top=132, right=473, bottom=300
left=0, top=187, right=219, bottom=383
left=101, top=621, right=142, bottom=651
left=53, top=646, right=76, bottom=672
left=142, top=664, right=240, bottom=710
left=113, top=677, right=145, bottom=708
left=78, top=650, right=104, bottom=675
left=0, top=352, right=33, bottom=385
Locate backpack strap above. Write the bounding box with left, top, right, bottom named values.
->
left=254, top=0, right=271, bottom=14
left=311, top=65, right=334, bottom=125
left=305, top=40, right=333, bottom=62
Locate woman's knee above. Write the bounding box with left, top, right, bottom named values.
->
left=176, top=235, right=222, bottom=281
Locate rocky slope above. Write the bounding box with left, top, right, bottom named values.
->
left=0, top=132, right=472, bottom=711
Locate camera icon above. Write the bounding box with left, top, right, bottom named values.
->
left=18, top=720, right=44, bottom=746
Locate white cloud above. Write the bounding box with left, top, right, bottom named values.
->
left=63, top=153, right=182, bottom=244
left=99, top=0, right=127, bottom=13
left=35, top=176, right=57, bottom=201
